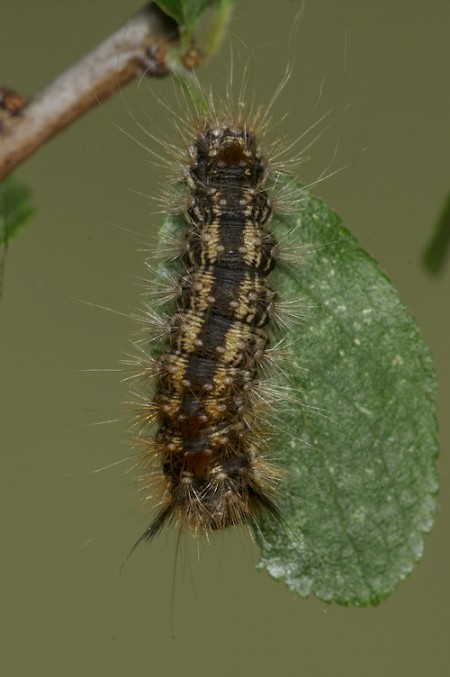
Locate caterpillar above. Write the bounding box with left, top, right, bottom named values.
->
left=131, top=95, right=296, bottom=549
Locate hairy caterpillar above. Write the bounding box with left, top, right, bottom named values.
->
left=129, top=88, right=302, bottom=551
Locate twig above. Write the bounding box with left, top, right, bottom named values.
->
left=0, top=2, right=179, bottom=180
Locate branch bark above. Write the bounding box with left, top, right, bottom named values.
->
left=0, top=2, right=179, bottom=180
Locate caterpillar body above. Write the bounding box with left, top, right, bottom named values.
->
left=134, top=108, right=291, bottom=546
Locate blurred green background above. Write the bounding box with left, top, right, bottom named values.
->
left=1, top=1, right=449, bottom=675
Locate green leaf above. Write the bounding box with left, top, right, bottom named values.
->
left=255, top=177, right=439, bottom=605
left=0, top=174, right=34, bottom=245
left=153, top=175, right=438, bottom=605
left=155, top=0, right=218, bottom=27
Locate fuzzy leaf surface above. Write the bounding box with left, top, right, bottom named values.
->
left=255, top=178, right=439, bottom=605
